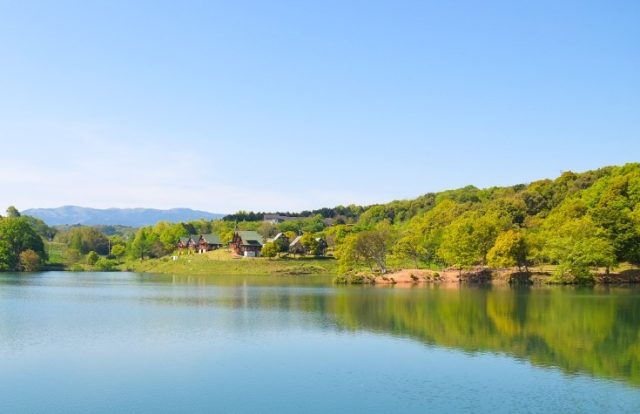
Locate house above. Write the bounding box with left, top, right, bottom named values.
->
left=178, top=234, right=223, bottom=254
left=177, top=236, right=198, bottom=253
left=263, top=214, right=298, bottom=224
left=196, top=234, right=223, bottom=253
left=288, top=235, right=327, bottom=256
left=230, top=231, right=264, bottom=257
left=269, top=232, right=290, bottom=253
left=289, top=235, right=305, bottom=255
left=315, top=237, right=328, bottom=256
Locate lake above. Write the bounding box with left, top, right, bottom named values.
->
left=1, top=272, right=639, bottom=413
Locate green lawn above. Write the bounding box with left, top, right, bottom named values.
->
left=123, top=249, right=338, bottom=276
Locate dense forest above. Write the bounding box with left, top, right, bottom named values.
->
left=1, top=163, right=639, bottom=282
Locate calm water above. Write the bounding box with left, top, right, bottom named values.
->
left=1, top=272, right=639, bottom=413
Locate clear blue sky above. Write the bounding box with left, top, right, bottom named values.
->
left=1, top=0, right=638, bottom=213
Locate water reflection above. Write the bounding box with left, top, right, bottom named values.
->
left=2, top=272, right=639, bottom=386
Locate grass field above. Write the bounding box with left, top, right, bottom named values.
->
left=123, top=249, right=338, bottom=276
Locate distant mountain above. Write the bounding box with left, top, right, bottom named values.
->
left=23, top=206, right=225, bottom=227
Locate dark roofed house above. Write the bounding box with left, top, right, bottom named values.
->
left=315, top=237, right=328, bottom=256
left=270, top=232, right=290, bottom=253
left=230, top=231, right=264, bottom=257
left=197, top=234, right=223, bottom=253
left=289, top=235, right=305, bottom=255
left=177, top=236, right=198, bottom=253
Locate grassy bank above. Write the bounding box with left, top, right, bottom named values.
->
left=122, top=249, right=338, bottom=276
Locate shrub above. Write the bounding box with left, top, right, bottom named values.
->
left=261, top=242, right=279, bottom=258
left=333, top=275, right=349, bottom=284
left=85, top=251, right=99, bottom=265
left=94, top=258, right=118, bottom=271
left=19, top=249, right=41, bottom=272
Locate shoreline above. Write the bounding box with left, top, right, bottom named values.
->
left=360, top=267, right=640, bottom=286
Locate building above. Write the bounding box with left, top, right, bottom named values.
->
left=197, top=234, right=223, bottom=253
left=263, top=214, right=298, bottom=224
left=315, top=237, right=328, bottom=256
left=289, top=235, right=305, bottom=255
left=177, top=236, right=198, bottom=253
left=230, top=231, right=264, bottom=257
left=269, top=232, right=290, bottom=253
left=178, top=234, right=223, bottom=254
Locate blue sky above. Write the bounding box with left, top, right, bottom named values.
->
left=1, top=1, right=638, bottom=213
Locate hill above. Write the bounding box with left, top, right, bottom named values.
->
left=23, top=206, right=225, bottom=226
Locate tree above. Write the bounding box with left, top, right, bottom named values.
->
left=111, top=244, right=126, bottom=259
left=394, top=232, right=426, bottom=269
left=6, top=206, right=21, bottom=218
left=261, top=242, right=279, bottom=258
left=271, top=234, right=290, bottom=253
left=0, top=217, right=46, bottom=271
left=487, top=229, right=529, bottom=272
left=439, top=211, right=507, bottom=273
left=64, top=227, right=110, bottom=255
left=258, top=222, right=278, bottom=240
left=130, top=228, right=151, bottom=260
left=542, top=216, right=616, bottom=282
left=337, top=221, right=394, bottom=274
left=439, top=217, right=479, bottom=273
left=85, top=251, right=99, bottom=265
left=300, top=233, right=320, bottom=256
left=19, top=249, right=41, bottom=271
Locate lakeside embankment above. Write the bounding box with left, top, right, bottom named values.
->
left=350, top=266, right=640, bottom=285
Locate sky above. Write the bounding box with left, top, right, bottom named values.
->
left=0, top=0, right=638, bottom=214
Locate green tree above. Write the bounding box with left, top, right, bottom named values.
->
left=64, top=227, right=110, bottom=255
left=111, top=244, right=126, bottom=259
left=0, top=217, right=46, bottom=271
left=130, top=228, right=152, bottom=259
left=337, top=221, right=394, bottom=274
left=300, top=233, right=321, bottom=256
left=439, top=211, right=506, bottom=273
left=85, top=251, right=99, bottom=265
left=487, top=229, right=529, bottom=271
left=394, top=232, right=426, bottom=268
left=261, top=242, right=279, bottom=258
left=6, top=206, right=21, bottom=218
left=542, top=216, right=616, bottom=283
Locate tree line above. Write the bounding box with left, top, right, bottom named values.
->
left=332, top=163, right=640, bottom=282
left=2, top=163, right=639, bottom=281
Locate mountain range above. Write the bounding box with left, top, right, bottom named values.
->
left=23, top=206, right=225, bottom=227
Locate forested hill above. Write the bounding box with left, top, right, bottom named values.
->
left=222, top=163, right=640, bottom=281
left=23, top=206, right=224, bottom=226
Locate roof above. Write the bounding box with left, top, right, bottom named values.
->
left=237, top=231, right=264, bottom=246
left=289, top=235, right=303, bottom=247
left=272, top=233, right=286, bottom=241
left=179, top=237, right=191, bottom=244
left=200, top=233, right=222, bottom=245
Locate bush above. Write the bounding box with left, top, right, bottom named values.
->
left=85, top=251, right=99, bottom=265
left=261, top=242, right=279, bottom=258
left=94, top=258, right=118, bottom=271
left=349, top=274, right=366, bottom=284
left=333, top=275, right=349, bottom=284
left=550, top=263, right=595, bottom=284
left=19, top=249, right=41, bottom=272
